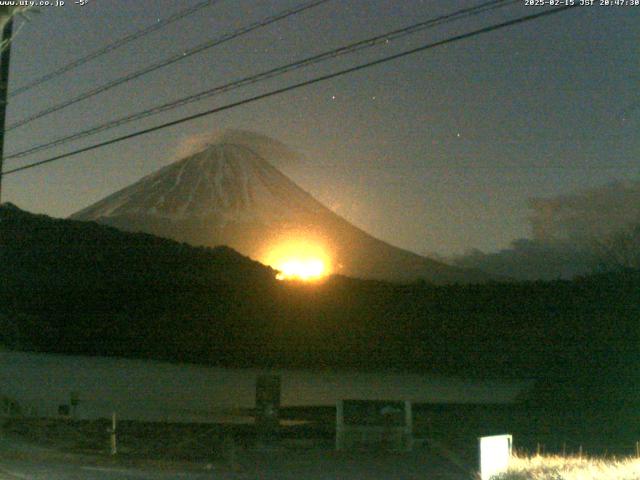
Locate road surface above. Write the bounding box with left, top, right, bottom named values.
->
left=0, top=448, right=471, bottom=479
left=0, top=460, right=216, bottom=479
left=0, top=433, right=469, bottom=479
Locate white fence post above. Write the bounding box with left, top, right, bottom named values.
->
left=404, top=400, right=413, bottom=452
left=336, top=400, right=344, bottom=451
left=109, top=412, right=117, bottom=455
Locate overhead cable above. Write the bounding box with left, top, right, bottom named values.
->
left=9, top=0, right=220, bottom=98
left=6, top=0, right=332, bottom=130
left=6, top=0, right=517, bottom=160
left=1, top=5, right=577, bottom=178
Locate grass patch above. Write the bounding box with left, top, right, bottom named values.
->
left=494, top=454, right=640, bottom=479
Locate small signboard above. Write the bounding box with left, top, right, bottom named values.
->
left=478, top=434, right=512, bottom=480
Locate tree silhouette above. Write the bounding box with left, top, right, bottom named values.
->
left=593, top=224, right=640, bottom=272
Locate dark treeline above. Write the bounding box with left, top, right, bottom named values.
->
left=1, top=204, right=639, bottom=417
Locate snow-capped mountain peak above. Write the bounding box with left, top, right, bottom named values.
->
left=72, top=130, right=491, bottom=284
left=73, top=133, right=325, bottom=225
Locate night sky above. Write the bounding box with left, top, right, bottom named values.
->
left=3, top=0, right=638, bottom=256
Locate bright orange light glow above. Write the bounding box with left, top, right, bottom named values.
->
left=275, top=259, right=326, bottom=281
left=262, top=236, right=332, bottom=282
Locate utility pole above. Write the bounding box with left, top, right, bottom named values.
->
left=0, top=11, right=13, bottom=204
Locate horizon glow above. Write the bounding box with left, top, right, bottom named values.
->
left=263, top=236, right=333, bottom=282
left=275, top=258, right=326, bottom=281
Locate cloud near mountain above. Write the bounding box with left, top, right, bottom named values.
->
left=448, top=180, right=640, bottom=280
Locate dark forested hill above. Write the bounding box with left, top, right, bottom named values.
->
left=2, top=203, right=639, bottom=403
left=0, top=202, right=274, bottom=288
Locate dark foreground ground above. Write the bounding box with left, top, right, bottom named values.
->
left=2, top=412, right=634, bottom=479
left=0, top=417, right=483, bottom=479
left=0, top=437, right=474, bottom=480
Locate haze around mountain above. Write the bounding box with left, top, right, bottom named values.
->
left=72, top=130, right=490, bottom=284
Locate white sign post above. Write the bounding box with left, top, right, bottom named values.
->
left=478, top=434, right=512, bottom=480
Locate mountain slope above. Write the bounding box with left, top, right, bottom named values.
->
left=72, top=131, right=489, bottom=284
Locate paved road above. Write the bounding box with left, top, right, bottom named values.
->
left=0, top=435, right=221, bottom=480
left=0, top=449, right=468, bottom=480
left=0, top=460, right=219, bottom=479
left=0, top=432, right=469, bottom=480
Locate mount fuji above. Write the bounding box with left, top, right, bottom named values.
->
left=72, top=131, right=489, bottom=284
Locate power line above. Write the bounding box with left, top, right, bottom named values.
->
left=9, top=0, right=220, bottom=98
left=0, top=5, right=578, bottom=179
left=5, top=0, right=331, bottom=131
left=6, top=0, right=518, bottom=161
